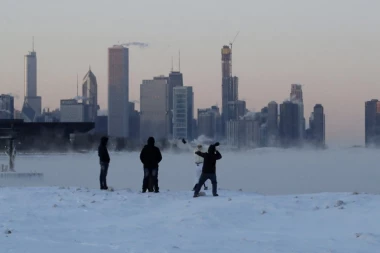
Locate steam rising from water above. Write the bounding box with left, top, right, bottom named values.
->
left=2, top=148, right=380, bottom=195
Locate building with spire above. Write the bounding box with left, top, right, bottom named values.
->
left=82, top=67, right=98, bottom=122
left=221, top=45, right=239, bottom=136
left=22, top=38, right=41, bottom=122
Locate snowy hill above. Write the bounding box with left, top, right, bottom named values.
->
left=1, top=187, right=379, bottom=253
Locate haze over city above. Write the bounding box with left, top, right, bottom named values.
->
left=1, top=0, right=380, bottom=146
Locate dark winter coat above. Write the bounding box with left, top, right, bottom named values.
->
left=98, top=137, right=110, bottom=164
left=140, top=137, right=162, bottom=169
left=195, top=145, right=222, bottom=174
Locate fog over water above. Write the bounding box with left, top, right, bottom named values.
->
left=1, top=147, right=379, bottom=195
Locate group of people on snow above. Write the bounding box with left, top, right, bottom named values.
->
left=97, top=136, right=222, bottom=197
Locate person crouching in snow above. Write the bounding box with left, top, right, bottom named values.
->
left=193, top=143, right=222, bottom=197
left=98, top=136, right=110, bottom=190
left=140, top=137, right=162, bottom=193
left=193, top=144, right=208, bottom=191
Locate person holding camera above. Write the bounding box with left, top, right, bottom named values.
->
left=193, top=142, right=222, bottom=197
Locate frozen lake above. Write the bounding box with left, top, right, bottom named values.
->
left=1, top=147, right=379, bottom=195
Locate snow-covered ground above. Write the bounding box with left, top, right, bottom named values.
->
left=1, top=147, right=380, bottom=194
left=1, top=187, right=379, bottom=253
left=1, top=148, right=380, bottom=252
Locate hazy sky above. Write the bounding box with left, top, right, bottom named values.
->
left=1, top=0, right=380, bottom=146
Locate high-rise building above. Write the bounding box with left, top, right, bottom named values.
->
left=60, top=99, right=86, bottom=122
left=82, top=67, right=98, bottom=122
left=169, top=71, right=183, bottom=88
left=197, top=108, right=218, bottom=139
left=140, top=76, right=169, bottom=141
left=279, top=101, right=300, bottom=147
left=290, top=84, right=305, bottom=140
left=221, top=45, right=240, bottom=136
left=173, top=86, right=193, bottom=140
left=23, top=43, right=42, bottom=121
left=311, top=104, right=325, bottom=146
left=95, top=115, right=108, bottom=135
left=167, top=71, right=183, bottom=136
left=108, top=45, right=129, bottom=138
left=128, top=102, right=140, bottom=141
left=211, top=106, right=222, bottom=139
left=0, top=94, right=14, bottom=119
left=267, top=101, right=278, bottom=144
left=25, top=51, right=37, bottom=97
left=228, top=76, right=238, bottom=102
left=227, top=100, right=246, bottom=120
left=365, top=99, right=380, bottom=146
left=290, top=84, right=303, bottom=102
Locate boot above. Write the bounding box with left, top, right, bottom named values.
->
left=212, top=183, right=218, bottom=196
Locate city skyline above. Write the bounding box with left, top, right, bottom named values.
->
left=1, top=0, right=380, bottom=146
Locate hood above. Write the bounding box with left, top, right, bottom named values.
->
left=208, top=144, right=215, bottom=154
left=147, top=137, right=155, bottom=146
left=100, top=136, right=108, bottom=146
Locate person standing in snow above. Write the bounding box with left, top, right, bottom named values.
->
left=193, top=142, right=222, bottom=197
left=140, top=137, right=162, bottom=193
left=193, top=144, right=208, bottom=191
left=98, top=136, right=110, bottom=190
left=181, top=139, right=208, bottom=191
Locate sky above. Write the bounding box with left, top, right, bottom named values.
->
left=1, top=0, right=380, bottom=147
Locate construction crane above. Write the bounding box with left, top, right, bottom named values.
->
left=229, top=31, right=240, bottom=77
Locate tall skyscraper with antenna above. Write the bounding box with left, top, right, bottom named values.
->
left=167, top=51, right=184, bottom=137
left=22, top=37, right=41, bottom=122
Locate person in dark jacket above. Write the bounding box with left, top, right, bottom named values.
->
left=193, top=142, right=222, bottom=197
left=140, top=137, right=162, bottom=193
left=98, top=136, right=110, bottom=190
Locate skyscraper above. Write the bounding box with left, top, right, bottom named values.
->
left=82, top=67, right=98, bottom=122
left=140, top=76, right=169, bottom=141
left=108, top=45, right=129, bottom=138
left=0, top=94, right=14, bottom=119
left=23, top=42, right=42, bottom=121
left=128, top=102, right=140, bottom=141
left=290, top=84, right=303, bottom=102
left=197, top=108, right=217, bottom=139
left=267, top=101, right=279, bottom=141
left=312, top=104, right=325, bottom=146
left=365, top=99, right=380, bottom=146
left=289, top=84, right=305, bottom=140
left=25, top=51, right=37, bottom=98
left=221, top=45, right=239, bottom=136
left=227, top=100, right=246, bottom=121
left=173, top=86, right=193, bottom=140
left=167, top=71, right=184, bottom=137
left=279, top=101, right=300, bottom=147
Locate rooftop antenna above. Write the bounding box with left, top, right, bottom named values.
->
left=76, top=73, right=79, bottom=97
left=178, top=50, right=181, bottom=72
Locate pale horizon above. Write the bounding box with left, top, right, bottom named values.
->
left=1, top=0, right=380, bottom=146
